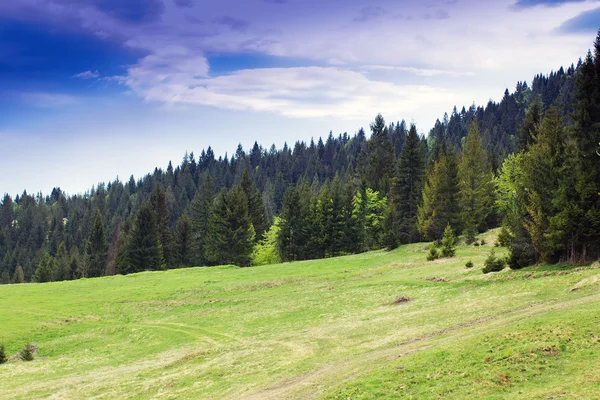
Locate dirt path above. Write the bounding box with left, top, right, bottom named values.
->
left=240, top=292, right=600, bottom=400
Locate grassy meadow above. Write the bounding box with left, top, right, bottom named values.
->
left=1, top=229, right=599, bottom=399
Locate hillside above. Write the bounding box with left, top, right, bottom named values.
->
left=1, top=230, right=599, bottom=399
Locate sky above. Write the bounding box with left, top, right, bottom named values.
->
left=0, top=0, right=599, bottom=197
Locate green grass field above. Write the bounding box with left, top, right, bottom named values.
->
left=1, top=230, right=599, bottom=399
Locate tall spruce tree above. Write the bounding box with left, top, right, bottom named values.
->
left=86, top=211, right=108, bottom=278
left=387, top=124, right=426, bottom=247
left=150, top=184, right=176, bottom=267
left=175, top=213, right=193, bottom=267
left=458, top=121, right=495, bottom=243
left=239, top=169, right=268, bottom=241
left=366, top=114, right=396, bottom=195
left=418, top=144, right=460, bottom=241
left=189, top=173, right=216, bottom=265
left=205, top=188, right=255, bottom=267
left=521, top=106, right=566, bottom=262
left=128, top=203, right=166, bottom=273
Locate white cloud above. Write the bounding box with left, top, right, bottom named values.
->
left=73, top=70, right=100, bottom=79
left=121, top=53, right=460, bottom=121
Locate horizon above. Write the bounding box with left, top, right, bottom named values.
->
left=1, top=0, right=599, bottom=197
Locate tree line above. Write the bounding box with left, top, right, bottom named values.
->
left=1, top=31, right=599, bottom=283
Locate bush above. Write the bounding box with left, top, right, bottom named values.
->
left=20, top=343, right=35, bottom=361
left=0, top=344, right=7, bottom=364
left=480, top=239, right=486, bottom=246
left=507, top=237, right=537, bottom=270
left=465, top=260, right=474, bottom=269
left=497, top=226, right=512, bottom=247
left=440, top=224, right=456, bottom=258
left=426, top=245, right=439, bottom=261
left=482, top=249, right=506, bottom=274
left=474, top=242, right=480, bottom=247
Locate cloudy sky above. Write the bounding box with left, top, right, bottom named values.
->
left=1, top=0, right=598, bottom=196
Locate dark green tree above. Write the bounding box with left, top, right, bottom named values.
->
left=458, top=121, right=495, bottom=243
left=86, top=211, right=108, bottom=278
left=366, top=114, right=396, bottom=195
left=175, top=213, right=193, bottom=267
left=387, top=124, right=426, bottom=247
left=239, top=169, right=268, bottom=241
left=189, top=173, right=216, bottom=265
left=128, top=203, right=166, bottom=273
left=418, top=145, right=460, bottom=241
left=150, top=184, right=176, bottom=267
left=205, top=188, right=255, bottom=267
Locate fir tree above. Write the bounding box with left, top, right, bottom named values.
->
left=175, top=213, right=193, bottom=267
left=55, top=241, right=70, bottom=281
left=418, top=145, right=460, bottom=241
left=86, top=211, right=108, bottom=278
left=441, top=223, right=457, bottom=257
left=128, top=203, right=166, bottom=273
left=388, top=124, right=426, bottom=246
left=189, top=173, right=216, bottom=265
left=205, top=188, right=255, bottom=267
left=458, top=121, right=495, bottom=244
left=32, top=251, right=56, bottom=283
left=150, top=184, right=176, bottom=267
left=239, top=169, right=268, bottom=241
left=366, top=114, right=396, bottom=195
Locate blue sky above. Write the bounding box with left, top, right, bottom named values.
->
left=0, top=0, right=598, bottom=196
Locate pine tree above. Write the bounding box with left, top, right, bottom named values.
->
left=32, top=251, right=56, bottom=283
left=441, top=223, right=457, bottom=257
left=522, top=106, right=566, bottom=262
left=366, top=114, right=396, bottom=195
left=55, top=241, right=70, bottom=281
left=175, top=213, right=193, bottom=267
left=239, top=169, right=268, bottom=241
left=86, top=211, right=108, bottom=278
left=150, top=184, right=176, bottom=267
left=418, top=145, right=460, bottom=241
left=205, top=188, right=255, bottom=267
left=388, top=124, right=426, bottom=246
left=458, top=121, right=495, bottom=243
left=189, top=173, right=216, bottom=265
left=105, top=219, right=120, bottom=276
left=128, top=203, right=166, bottom=273
left=13, top=265, right=24, bottom=284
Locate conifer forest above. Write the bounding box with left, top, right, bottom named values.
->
left=1, top=32, right=600, bottom=285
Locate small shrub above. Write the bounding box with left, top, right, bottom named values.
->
left=465, top=260, right=474, bottom=269
left=0, top=344, right=7, bottom=364
left=20, top=343, right=35, bottom=361
left=480, top=239, right=486, bottom=246
left=426, top=245, right=439, bottom=261
left=483, top=249, right=506, bottom=274
left=497, top=226, right=512, bottom=247
left=440, top=224, right=456, bottom=258
left=474, top=242, right=480, bottom=247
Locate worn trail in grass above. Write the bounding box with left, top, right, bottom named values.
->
left=1, top=230, right=599, bottom=399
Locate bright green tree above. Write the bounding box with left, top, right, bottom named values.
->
left=252, top=218, right=282, bottom=266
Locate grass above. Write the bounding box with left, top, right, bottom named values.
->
left=0, top=229, right=599, bottom=399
